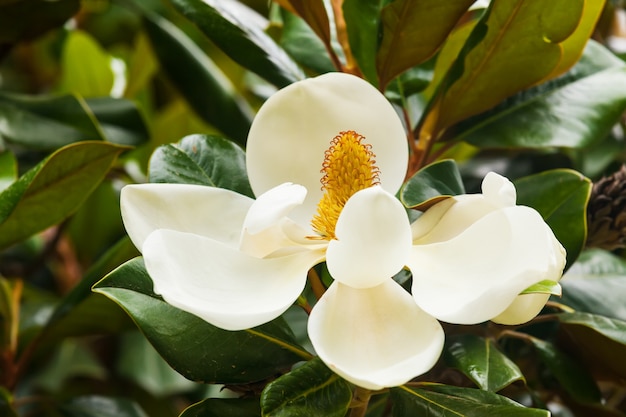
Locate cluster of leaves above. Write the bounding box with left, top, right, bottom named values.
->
left=0, top=0, right=626, bottom=416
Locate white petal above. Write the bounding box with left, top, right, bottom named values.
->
left=481, top=172, right=516, bottom=207
left=246, top=73, right=408, bottom=228
left=326, top=187, right=412, bottom=288
left=143, top=229, right=325, bottom=331
left=491, top=293, right=551, bottom=325
left=239, top=183, right=312, bottom=257
left=121, top=184, right=252, bottom=251
left=409, top=206, right=566, bottom=324
left=308, top=281, right=444, bottom=390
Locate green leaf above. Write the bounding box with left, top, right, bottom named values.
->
left=0, top=141, right=127, bottom=250
left=420, top=0, right=584, bottom=135
left=377, top=0, right=475, bottom=90
left=527, top=337, right=601, bottom=403
left=444, top=334, right=525, bottom=392
left=93, top=257, right=311, bottom=384
left=400, top=159, right=465, bottom=210
left=560, top=249, right=626, bottom=321
left=454, top=41, right=626, bottom=149
left=280, top=9, right=335, bottom=74
left=0, top=91, right=147, bottom=149
left=261, top=358, right=352, bottom=417
left=521, top=280, right=561, bottom=296
left=0, top=151, right=16, bottom=193
left=171, top=0, right=304, bottom=87
left=84, top=98, right=150, bottom=147
left=391, top=385, right=550, bottom=417
left=514, top=169, right=591, bottom=269
left=149, top=134, right=254, bottom=198
left=274, top=0, right=332, bottom=61
left=180, top=398, right=261, bottom=417
left=0, top=0, right=79, bottom=44
left=557, top=312, right=626, bottom=379
left=142, top=12, right=253, bottom=144
left=343, top=0, right=385, bottom=84
left=58, top=30, right=116, bottom=98
left=60, top=396, right=148, bottom=417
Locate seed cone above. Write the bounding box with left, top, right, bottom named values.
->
left=587, top=165, right=626, bottom=250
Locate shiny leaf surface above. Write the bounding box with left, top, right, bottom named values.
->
left=400, top=159, right=465, bottom=210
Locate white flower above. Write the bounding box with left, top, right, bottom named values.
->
left=121, top=73, right=444, bottom=390
left=408, top=172, right=567, bottom=325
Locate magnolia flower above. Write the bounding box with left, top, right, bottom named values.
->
left=121, top=73, right=444, bottom=390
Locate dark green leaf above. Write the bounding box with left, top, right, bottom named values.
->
left=280, top=9, right=335, bottom=74
left=274, top=0, right=332, bottom=60
left=0, top=151, right=16, bottom=193
left=514, top=169, right=591, bottom=269
left=171, top=0, right=304, bottom=87
left=180, top=398, right=261, bottom=417
left=377, top=0, right=475, bottom=89
left=560, top=249, right=626, bottom=321
left=149, top=134, right=254, bottom=198
left=400, top=159, right=465, bottom=210
left=528, top=337, right=601, bottom=403
left=93, top=257, right=310, bottom=384
left=0, top=387, right=17, bottom=417
left=0, top=142, right=127, bottom=250
left=391, top=385, right=549, bottom=417
left=455, top=41, right=626, bottom=149
left=444, top=334, right=524, bottom=392
left=0, top=0, right=79, bottom=44
left=343, top=0, right=385, bottom=84
left=60, top=396, right=148, bottom=417
left=142, top=12, right=253, bottom=144
left=85, top=98, right=150, bottom=146
left=261, top=358, right=352, bottom=417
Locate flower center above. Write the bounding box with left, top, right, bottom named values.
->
left=310, top=130, right=380, bottom=239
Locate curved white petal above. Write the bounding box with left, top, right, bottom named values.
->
left=143, top=229, right=325, bottom=331
left=121, top=184, right=252, bottom=251
left=239, top=183, right=311, bottom=257
left=481, top=172, right=516, bottom=207
left=326, top=187, right=412, bottom=289
left=409, top=206, right=566, bottom=324
left=246, top=73, right=408, bottom=228
left=491, top=293, right=551, bottom=325
left=308, top=281, right=444, bottom=390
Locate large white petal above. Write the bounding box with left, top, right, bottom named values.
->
left=491, top=293, right=551, bottom=325
left=326, top=187, right=412, bottom=289
left=308, top=281, right=444, bottom=390
left=142, top=229, right=325, bottom=331
left=409, top=206, right=566, bottom=324
left=121, top=184, right=252, bottom=251
left=246, top=72, right=408, bottom=228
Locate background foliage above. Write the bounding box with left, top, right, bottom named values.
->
left=1, top=0, right=626, bottom=416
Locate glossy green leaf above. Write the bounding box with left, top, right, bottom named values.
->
left=514, top=169, right=591, bottom=269
left=444, top=334, right=525, bottom=392
left=280, top=9, right=335, bottom=74
left=0, top=92, right=148, bottom=149
left=0, top=151, right=16, bottom=193
left=400, top=159, right=465, bottom=210
left=171, top=0, right=304, bottom=87
left=421, top=0, right=584, bottom=135
left=343, top=0, right=385, bottom=83
left=60, top=396, right=148, bottom=417
left=391, top=385, right=549, bottom=417
left=143, top=12, right=253, bottom=144
left=561, top=249, right=626, bottom=321
left=521, top=280, right=561, bottom=296
left=93, top=257, right=311, bottom=384
left=454, top=41, right=626, bottom=149
left=274, top=0, right=332, bottom=57
left=0, top=0, right=79, bottom=44
left=0, top=142, right=127, bottom=250
left=149, top=134, right=254, bottom=198
left=557, top=312, right=626, bottom=379
left=58, top=30, right=116, bottom=98
left=180, top=398, right=261, bottom=417
left=528, top=337, right=601, bottom=403
left=261, top=358, right=352, bottom=417
left=377, top=0, right=475, bottom=89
